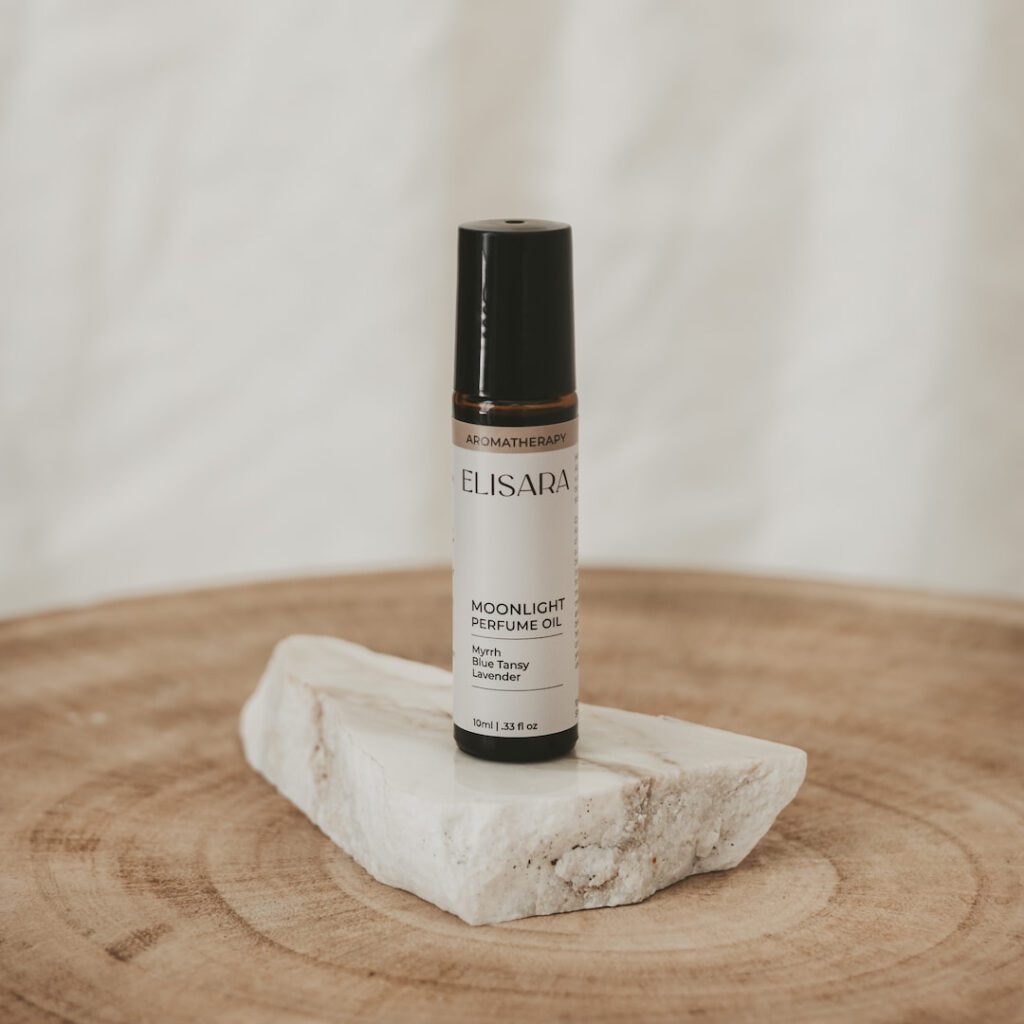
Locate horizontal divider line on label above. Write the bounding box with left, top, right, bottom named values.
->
left=470, top=632, right=564, bottom=640
left=470, top=684, right=565, bottom=692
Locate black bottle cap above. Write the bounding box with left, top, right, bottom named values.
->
left=455, top=219, right=575, bottom=401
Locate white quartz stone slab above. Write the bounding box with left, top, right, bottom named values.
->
left=240, top=635, right=806, bottom=926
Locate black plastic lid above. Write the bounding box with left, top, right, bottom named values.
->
left=455, top=219, right=575, bottom=401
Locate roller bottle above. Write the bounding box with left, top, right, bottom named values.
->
left=451, top=219, right=579, bottom=762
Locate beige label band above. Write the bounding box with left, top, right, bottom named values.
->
left=452, top=419, right=578, bottom=453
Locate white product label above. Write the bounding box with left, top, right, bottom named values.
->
left=452, top=418, right=579, bottom=738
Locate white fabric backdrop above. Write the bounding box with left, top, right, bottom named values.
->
left=1, top=0, right=1022, bottom=616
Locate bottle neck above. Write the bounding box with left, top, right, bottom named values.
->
left=453, top=391, right=578, bottom=428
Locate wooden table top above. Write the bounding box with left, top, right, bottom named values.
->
left=1, top=569, right=1021, bottom=1023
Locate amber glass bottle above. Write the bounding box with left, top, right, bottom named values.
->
left=451, top=220, right=579, bottom=762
